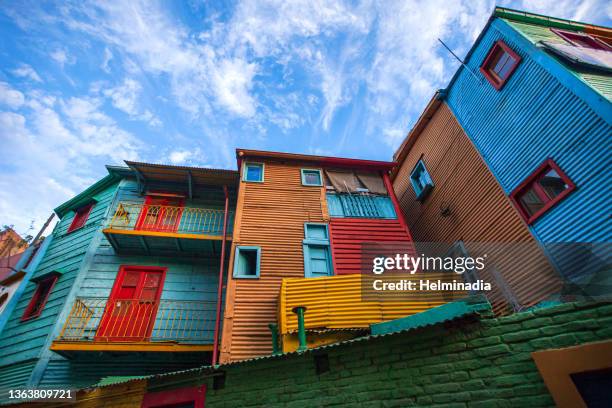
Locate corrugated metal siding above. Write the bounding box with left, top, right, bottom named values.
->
left=504, top=19, right=612, bottom=100
left=17, top=380, right=147, bottom=408
left=0, top=360, right=36, bottom=391
left=220, top=162, right=327, bottom=363
left=279, top=274, right=450, bottom=334
left=446, top=19, right=612, bottom=248
left=39, top=355, right=200, bottom=390
left=329, top=218, right=414, bottom=275
left=0, top=182, right=118, bottom=382
left=38, top=179, right=226, bottom=386
left=392, top=102, right=561, bottom=312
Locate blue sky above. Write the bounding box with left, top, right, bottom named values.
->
left=1, top=0, right=610, bottom=235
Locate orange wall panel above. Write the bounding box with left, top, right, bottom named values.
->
left=392, top=102, right=561, bottom=313
left=220, top=161, right=326, bottom=362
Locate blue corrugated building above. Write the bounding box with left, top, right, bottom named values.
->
left=441, top=7, right=611, bottom=281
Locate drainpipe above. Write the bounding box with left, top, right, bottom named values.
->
left=268, top=323, right=281, bottom=355
left=212, top=185, right=230, bottom=366
left=292, top=306, right=307, bottom=352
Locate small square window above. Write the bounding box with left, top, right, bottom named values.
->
left=243, top=163, right=264, bottom=183
left=305, top=223, right=328, bottom=241
left=480, top=40, right=521, bottom=90
left=233, top=246, right=261, bottom=278
left=301, top=169, right=322, bottom=186
left=510, top=159, right=575, bottom=224
left=409, top=160, right=434, bottom=201
left=22, top=274, right=59, bottom=321
left=552, top=29, right=611, bottom=51
left=67, top=203, right=94, bottom=233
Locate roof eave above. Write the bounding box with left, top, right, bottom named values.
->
left=236, top=149, right=396, bottom=171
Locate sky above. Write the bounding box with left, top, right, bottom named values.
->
left=0, top=0, right=611, bottom=236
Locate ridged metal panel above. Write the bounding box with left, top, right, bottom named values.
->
left=392, top=102, right=561, bottom=313
left=0, top=360, right=36, bottom=391
left=40, top=379, right=147, bottom=408
left=329, top=218, right=414, bottom=275
left=504, top=19, right=612, bottom=100
left=0, top=182, right=119, bottom=384
left=39, top=355, right=201, bottom=390
left=278, top=274, right=449, bottom=334
left=446, top=19, right=612, bottom=279
left=220, top=161, right=327, bottom=362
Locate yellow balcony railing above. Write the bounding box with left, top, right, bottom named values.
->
left=105, top=201, right=233, bottom=236
left=57, top=297, right=216, bottom=344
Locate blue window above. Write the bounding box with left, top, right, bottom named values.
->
left=233, top=246, right=261, bottom=278
left=410, top=160, right=434, bottom=201
left=326, top=194, right=396, bottom=219
left=301, top=169, right=322, bottom=186
left=243, top=163, right=264, bottom=182
left=303, top=223, right=333, bottom=278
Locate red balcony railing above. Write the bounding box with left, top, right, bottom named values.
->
left=57, top=297, right=215, bottom=344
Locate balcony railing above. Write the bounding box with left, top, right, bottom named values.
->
left=326, top=193, right=397, bottom=219
left=57, top=297, right=215, bottom=344
left=106, top=201, right=233, bottom=236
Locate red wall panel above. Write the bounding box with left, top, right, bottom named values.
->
left=329, top=218, right=415, bottom=275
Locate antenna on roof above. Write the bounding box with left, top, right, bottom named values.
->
left=438, top=38, right=483, bottom=84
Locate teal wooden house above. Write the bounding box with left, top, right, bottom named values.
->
left=0, top=162, right=237, bottom=390
left=440, top=7, right=611, bottom=284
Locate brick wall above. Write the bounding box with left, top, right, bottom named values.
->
left=192, top=301, right=612, bottom=407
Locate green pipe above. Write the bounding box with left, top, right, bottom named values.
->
left=268, top=323, right=281, bottom=355
left=292, top=306, right=308, bottom=352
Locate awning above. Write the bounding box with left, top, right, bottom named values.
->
left=540, top=41, right=612, bottom=72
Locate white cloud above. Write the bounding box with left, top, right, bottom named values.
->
left=0, top=88, right=144, bottom=233
left=0, top=82, right=25, bottom=109
left=11, top=64, right=42, bottom=82
left=101, top=47, right=113, bottom=73
left=166, top=147, right=204, bottom=165
left=101, top=78, right=162, bottom=127
left=103, top=78, right=141, bottom=116
left=50, top=49, right=75, bottom=67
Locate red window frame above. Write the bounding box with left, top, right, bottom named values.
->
left=67, top=203, right=95, bottom=233
left=509, top=158, right=576, bottom=224
left=480, top=40, right=522, bottom=90
left=21, top=274, right=59, bottom=321
left=551, top=28, right=611, bottom=51
left=141, top=385, right=206, bottom=408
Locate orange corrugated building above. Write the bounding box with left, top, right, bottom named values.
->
left=220, top=149, right=451, bottom=362
left=391, top=94, right=562, bottom=313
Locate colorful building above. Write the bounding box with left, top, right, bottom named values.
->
left=0, top=152, right=450, bottom=389
left=392, top=6, right=611, bottom=309
left=444, top=8, right=611, bottom=279
left=0, top=162, right=237, bottom=390
left=220, top=149, right=449, bottom=362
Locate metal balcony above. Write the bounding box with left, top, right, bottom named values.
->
left=102, top=201, right=233, bottom=256
left=50, top=297, right=216, bottom=357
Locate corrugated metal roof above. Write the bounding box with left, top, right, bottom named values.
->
left=504, top=19, right=612, bottom=100
left=371, top=295, right=490, bottom=335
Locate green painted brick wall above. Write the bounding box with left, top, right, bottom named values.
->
left=148, top=301, right=612, bottom=407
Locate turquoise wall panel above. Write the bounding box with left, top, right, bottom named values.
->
left=0, top=181, right=119, bottom=384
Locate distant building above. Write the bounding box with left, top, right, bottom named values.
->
left=0, top=228, right=29, bottom=315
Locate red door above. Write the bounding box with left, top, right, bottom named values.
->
left=135, top=195, right=184, bottom=232
left=96, top=266, right=166, bottom=342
